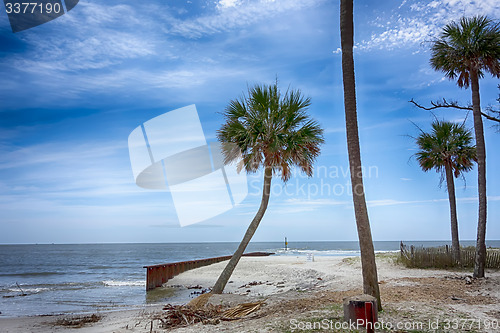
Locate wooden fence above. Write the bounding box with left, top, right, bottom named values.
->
left=399, top=242, right=500, bottom=269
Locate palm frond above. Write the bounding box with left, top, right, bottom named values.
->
left=430, top=15, right=500, bottom=88
left=414, top=120, right=477, bottom=181
left=217, top=82, right=324, bottom=182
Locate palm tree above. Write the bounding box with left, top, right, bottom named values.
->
left=430, top=16, right=500, bottom=278
left=340, top=0, right=381, bottom=310
left=415, top=120, right=477, bottom=262
left=211, top=82, right=324, bottom=294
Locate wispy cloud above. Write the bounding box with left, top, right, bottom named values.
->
left=368, top=196, right=500, bottom=207
left=168, top=0, right=324, bottom=38
left=12, top=2, right=160, bottom=74
left=3, top=0, right=324, bottom=107
left=0, top=141, right=125, bottom=170
left=356, top=0, right=500, bottom=51
left=271, top=195, right=500, bottom=213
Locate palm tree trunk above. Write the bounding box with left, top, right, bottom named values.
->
left=211, top=166, right=272, bottom=294
left=444, top=163, right=460, bottom=263
left=470, top=70, right=487, bottom=278
left=340, top=0, right=381, bottom=311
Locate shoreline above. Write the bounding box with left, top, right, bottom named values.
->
left=1, top=254, right=499, bottom=332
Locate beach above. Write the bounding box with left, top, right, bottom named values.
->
left=2, top=254, right=499, bottom=332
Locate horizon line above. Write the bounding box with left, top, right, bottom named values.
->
left=1, top=239, right=499, bottom=246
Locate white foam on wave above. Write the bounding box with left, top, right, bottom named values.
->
left=102, top=280, right=146, bottom=287
left=275, top=249, right=360, bottom=255
left=8, top=287, right=50, bottom=293
left=275, top=249, right=399, bottom=256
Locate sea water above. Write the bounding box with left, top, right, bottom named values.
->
left=0, top=241, right=498, bottom=317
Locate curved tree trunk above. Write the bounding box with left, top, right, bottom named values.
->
left=444, top=163, right=460, bottom=263
left=211, top=166, right=272, bottom=294
left=340, top=0, right=381, bottom=311
left=470, top=71, right=487, bottom=278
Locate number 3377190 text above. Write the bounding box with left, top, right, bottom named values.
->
left=5, top=2, right=62, bottom=14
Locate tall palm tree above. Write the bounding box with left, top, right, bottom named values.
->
left=211, top=82, right=324, bottom=294
left=340, top=0, right=381, bottom=310
left=430, top=16, right=500, bottom=278
left=415, top=120, right=477, bottom=262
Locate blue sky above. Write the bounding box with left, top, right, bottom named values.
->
left=0, top=0, right=499, bottom=244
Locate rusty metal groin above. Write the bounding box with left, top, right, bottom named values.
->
left=144, top=252, right=274, bottom=290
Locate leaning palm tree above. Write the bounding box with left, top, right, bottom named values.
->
left=340, top=0, right=381, bottom=310
left=211, top=82, right=324, bottom=294
left=415, top=120, right=477, bottom=262
left=430, top=15, right=500, bottom=278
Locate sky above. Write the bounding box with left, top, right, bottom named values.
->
left=0, top=0, right=499, bottom=244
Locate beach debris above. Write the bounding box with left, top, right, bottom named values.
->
left=221, top=300, right=266, bottom=320
left=239, top=281, right=264, bottom=289
left=4, top=283, right=28, bottom=298
left=187, top=292, right=213, bottom=309
left=190, top=288, right=211, bottom=296
left=275, top=281, right=286, bottom=288
left=53, top=314, right=102, bottom=328
left=188, top=284, right=203, bottom=289
left=153, top=304, right=224, bottom=329
left=444, top=274, right=476, bottom=285
left=16, top=282, right=27, bottom=296
left=151, top=299, right=267, bottom=329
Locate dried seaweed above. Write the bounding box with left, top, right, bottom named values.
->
left=150, top=300, right=266, bottom=330
left=221, top=300, right=266, bottom=320
left=53, top=314, right=102, bottom=328
left=149, top=304, right=223, bottom=330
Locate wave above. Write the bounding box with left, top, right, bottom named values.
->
left=87, top=265, right=114, bottom=270
left=0, top=271, right=61, bottom=277
left=87, top=265, right=132, bottom=270
left=274, top=249, right=361, bottom=256
left=6, top=287, right=50, bottom=293
left=102, top=280, right=145, bottom=287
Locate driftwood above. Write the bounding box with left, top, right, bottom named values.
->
left=151, top=299, right=266, bottom=330
left=150, top=304, right=223, bottom=330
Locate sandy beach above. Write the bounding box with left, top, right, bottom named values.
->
left=2, top=254, right=499, bottom=332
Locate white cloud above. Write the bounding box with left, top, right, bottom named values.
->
left=217, top=0, right=241, bottom=9
left=357, top=0, right=500, bottom=51
left=274, top=195, right=500, bottom=213
left=2, top=0, right=320, bottom=103
left=169, top=0, right=323, bottom=38
left=0, top=141, right=124, bottom=170
left=16, top=31, right=155, bottom=73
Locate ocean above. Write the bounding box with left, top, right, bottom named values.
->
left=0, top=240, right=498, bottom=318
